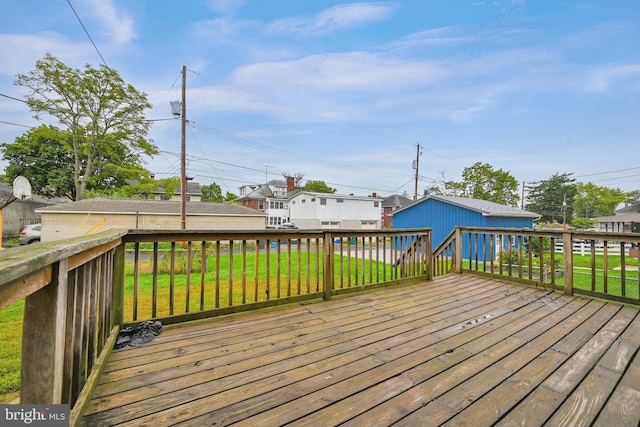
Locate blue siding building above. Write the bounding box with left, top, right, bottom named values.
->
left=393, top=195, right=540, bottom=250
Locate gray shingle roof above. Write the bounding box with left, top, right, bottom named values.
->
left=400, top=194, right=540, bottom=218
left=382, top=194, right=412, bottom=209
left=36, top=198, right=265, bottom=216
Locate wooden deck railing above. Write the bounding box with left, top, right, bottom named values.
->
left=0, top=227, right=431, bottom=425
left=439, top=226, right=640, bottom=306
left=122, top=228, right=432, bottom=324
left=0, top=229, right=127, bottom=424
left=5, top=224, right=638, bottom=423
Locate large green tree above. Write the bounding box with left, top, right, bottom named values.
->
left=525, top=172, right=577, bottom=224
left=303, top=180, right=336, bottom=194
left=201, top=182, right=238, bottom=203
left=574, top=182, right=626, bottom=219
left=1, top=125, right=151, bottom=200
left=456, top=162, right=519, bottom=206
left=13, top=53, right=157, bottom=200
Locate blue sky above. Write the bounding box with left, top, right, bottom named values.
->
left=1, top=0, right=639, bottom=199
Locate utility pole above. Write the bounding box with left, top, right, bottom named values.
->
left=180, top=65, right=187, bottom=230
left=413, top=143, right=422, bottom=201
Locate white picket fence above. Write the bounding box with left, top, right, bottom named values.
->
left=554, top=240, right=635, bottom=256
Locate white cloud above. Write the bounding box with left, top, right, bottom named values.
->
left=81, top=0, right=136, bottom=44
left=267, top=2, right=398, bottom=37
left=205, top=0, right=245, bottom=14
left=0, top=33, right=93, bottom=77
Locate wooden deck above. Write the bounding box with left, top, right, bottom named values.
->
left=81, top=274, right=640, bottom=426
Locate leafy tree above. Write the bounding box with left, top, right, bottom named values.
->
left=201, top=182, right=224, bottom=202
left=2, top=125, right=152, bottom=199
left=457, top=162, right=519, bottom=206
left=157, top=177, right=180, bottom=200
left=571, top=218, right=597, bottom=229
left=525, top=172, right=577, bottom=224
left=423, top=171, right=463, bottom=197
left=14, top=53, right=157, bottom=200
left=574, top=182, right=625, bottom=219
left=224, top=191, right=238, bottom=203
left=2, top=125, right=75, bottom=198
left=624, top=190, right=640, bottom=205
left=84, top=177, right=158, bottom=199
left=303, top=180, right=336, bottom=194
left=200, top=182, right=237, bottom=203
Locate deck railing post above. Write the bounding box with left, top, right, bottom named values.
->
left=454, top=227, right=463, bottom=273
left=112, top=241, right=125, bottom=327
left=323, top=232, right=333, bottom=300
left=426, top=232, right=433, bottom=280
left=563, top=231, right=574, bottom=295
left=21, top=258, right=68, bottom=404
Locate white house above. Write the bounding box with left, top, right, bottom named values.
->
left=237, top=178, right=293, bottom=227
left=288, top=191, right=383, bottom=229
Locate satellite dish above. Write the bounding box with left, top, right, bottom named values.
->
left=12, top=176, right=32, bottom=200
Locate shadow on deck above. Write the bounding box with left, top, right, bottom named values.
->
left=81, top=274, right=640, bottom=426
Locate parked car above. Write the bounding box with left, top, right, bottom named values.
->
left=276, top=223, right=298, bottom=229
left=19, top=223, right=41, bottom=245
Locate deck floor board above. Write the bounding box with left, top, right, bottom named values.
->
left=81, top=275, right=640, bottom=426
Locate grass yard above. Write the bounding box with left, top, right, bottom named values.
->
left=0, top=250, right=393, bottom=402
left=0, top=299, right=23, bottom=403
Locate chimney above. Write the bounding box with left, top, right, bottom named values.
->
left=286, top=176, right=295, bottom=192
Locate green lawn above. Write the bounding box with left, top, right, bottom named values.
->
left=0, top=249, right=395, bottom=402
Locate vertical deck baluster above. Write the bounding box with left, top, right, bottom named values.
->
left=286, top=240, right=292, bottom=296
left=590, top=240, right=596, bottom=291
left=265, top=240, right=271, bottom=300
left=305, top=238, right=311, bottom=294
left=620, top=242, right=626, bottom=297
left=276, top=240, right=281, bottom=298
left=315, top=238, right=320, bottom=292
left=347, top=237, right=352, bottom=287
left=518, top=235, right=523, bottom=279
left=254, top=240, right=260, bottom=302
left=170, top=242, right=175, bottom=315
left=297, top=239, right=302, bottom=295
left=527, top=236, right=533, bottom=280
left=215, top=241, right=221, bottom=308
left=152, top=242, right=158, bottom=318
left=242, top=240, right=247, bottom=304
left=186, top=241, right=192, bottom=312
left=383, top=237, right=387, bottom=281
left=133, top=242, right=139, bottom=321
left=603, top=241, right=608, bottom=294
left=200, top=241, right=206, bottom=310
left=228, top=240, right=234, bottom=306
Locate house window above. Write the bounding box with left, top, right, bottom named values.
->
left=337, top=198, right=344, bottom=203
left=320, top=198, right=326, bottom=205
left=374, top=201, right=379, bottom=207
left=311, top=198, right=316, bottom=202
left=258, top=200, right=264, bottom=210
left=301, top=199, right=306, bottom=203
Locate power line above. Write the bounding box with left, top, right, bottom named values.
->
left=0, top=93, right=27, bottom=103
left=0, top=120, right=32, bottom=128
left=66, top=0, right=109, bottom=68
left=188, top=120, right=409, bottom=179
